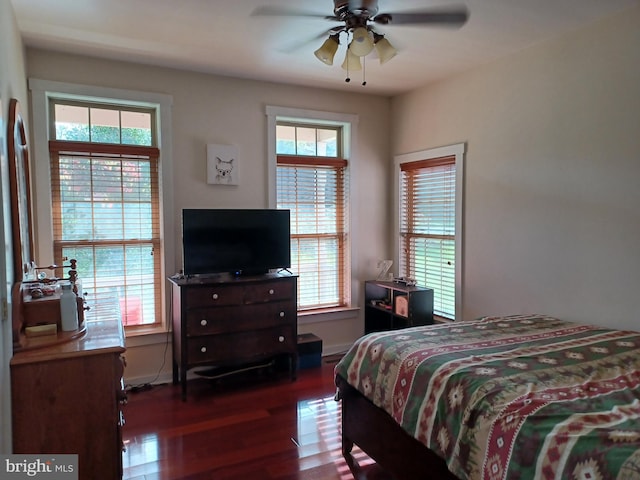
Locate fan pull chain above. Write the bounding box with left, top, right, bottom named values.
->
left=362, top=56, right=367, bottom=86
left=345, top=32, right=352, bottom=83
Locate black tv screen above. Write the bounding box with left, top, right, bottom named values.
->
left=182, top=208, right=291, bottom=276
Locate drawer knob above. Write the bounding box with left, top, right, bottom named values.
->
left=200, top=319, right=208, bottom=326
left=279, top=311, right=285, bottom=318
left=278, top=336, right=285, bottom=343
left=200, top=346, right=207, bottom=353
left=269, top=289, right=275, bottom=295
left=212, top=293, right=219, bottom=300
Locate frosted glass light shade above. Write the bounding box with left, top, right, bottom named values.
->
left=374, top=37, right=397, bottom=64
left=349, top=27, right=374, bottom=57
left=341, top=48, right=362, bottom=71
left=314, top=35, right=339, bottom=65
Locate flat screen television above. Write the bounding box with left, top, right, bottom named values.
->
left=182, top=208, right=291, bottom=276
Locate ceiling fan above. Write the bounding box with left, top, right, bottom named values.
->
left=252, top=1, right=469, bottom=84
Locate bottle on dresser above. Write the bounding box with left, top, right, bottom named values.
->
left=60, top=283, right=79, bottom=331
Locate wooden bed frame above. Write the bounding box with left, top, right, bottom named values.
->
left=336, top=374, right=460, bottom=480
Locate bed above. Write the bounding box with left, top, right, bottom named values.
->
left=334, top=314, right=640, bottom=480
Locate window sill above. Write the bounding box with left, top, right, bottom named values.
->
left=298, top=306, right=360, bottom=324
left=124, top=325, right=171, bottom=348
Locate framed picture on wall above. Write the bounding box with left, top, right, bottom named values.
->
left=206, top=143, right=239, bottom=186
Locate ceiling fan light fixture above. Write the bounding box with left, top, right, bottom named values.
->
left=341, top=47, right=362, bottom=71
left=349, top=27, right=374, bottom=57
left=374, top=35, right=397, bottom=65
left=314, top=34, right=340, bottom=65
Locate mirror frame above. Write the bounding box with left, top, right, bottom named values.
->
left=7, top=98, right=34, bottom=281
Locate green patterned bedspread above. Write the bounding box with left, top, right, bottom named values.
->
left=335, top=314, right=640, bottom=480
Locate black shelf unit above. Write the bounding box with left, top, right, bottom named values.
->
left=364, top=280, right=434, bottom=334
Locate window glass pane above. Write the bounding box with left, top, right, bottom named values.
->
left=408, top=166, right=455, bottom=235
left=94, top=245, right=124, bottom=286
left=276, top=125, right=296, bottom=154
left=59, top=157, right=91, bottom=201
left=62, top=246, right=120, bottom=323
left=122, top=161, right=152, bottom=202
left=92, top=159, right=123, bottom=202
left=124, top=203, right=153, bottom=239
left=90, top=108, right=120, bottom=143
left=409, top=237, right=455, bottom=317
left=62, top=244, right=156, bottom=326
left=61, top=246, right=95, bottom=281
left=292, top=237, right=340, bottom=309
left=92, top=203, right=124, bottom=238
left=121, top=111, right=152, bottom=146
left=58, top=158, right=155, bottom=242
left=316, top=129, right=338, bottom=157
left=55, top=104, right=90, bottom=141
left=296, top=127, right=316, bottom=156
left=281, top=167, right=338, bottom=235
left=60, top=202, right=93, bottom=240
left=120, top=244, right=156, bottom=326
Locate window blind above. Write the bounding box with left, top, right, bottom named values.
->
left=400, top=156, right=456, bottom=319
left=277, top=156, right=349, bottom=310
left=49, top=140, right=161, bottom=327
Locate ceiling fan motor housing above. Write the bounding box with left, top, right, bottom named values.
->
left=333, top=0, right=379, bottom=21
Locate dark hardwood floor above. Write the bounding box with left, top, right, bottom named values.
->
left=122, top=357, right=392, bottom=480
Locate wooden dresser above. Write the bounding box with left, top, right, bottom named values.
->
left=169, top=272, right=298, bottom=400
left=11, top=319, right=127, bottom=480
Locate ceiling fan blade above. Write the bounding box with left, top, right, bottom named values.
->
left=277, top=28, right=344, bottom=54
left=251, top=6, right=339, bottom=21
left=373, top=6, right=469, bottom=27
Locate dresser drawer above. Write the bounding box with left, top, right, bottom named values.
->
left=243, top=279, right=295, bottom=304
left=187, top=326, right=296, bottom=365
left=185, top=284, right=244, bottom=307
left=185, top=301, right=295, bottom=336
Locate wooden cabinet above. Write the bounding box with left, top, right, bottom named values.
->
left=11, top=319, right=127, bottom=480
left=364, top=280, right=434, bottom=334
left=169, top=273, right=298, bottom=400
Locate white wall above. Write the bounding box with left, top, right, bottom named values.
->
left=0, top=0, right=29, bottom=453
left=25, top=50, right=392, bottom=383
left=391, top=6, right=640, bottom=330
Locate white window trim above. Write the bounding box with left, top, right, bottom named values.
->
left=265, top=105, right=359, bottom=323
left=393, top=143, right=466, bottom=320
left=28, top=78, right=174, bottom=337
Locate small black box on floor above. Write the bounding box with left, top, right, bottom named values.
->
left=297, top=333, right=322, bottom=369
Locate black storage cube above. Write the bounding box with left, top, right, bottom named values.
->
left=297, top=333, right=322, bottom=369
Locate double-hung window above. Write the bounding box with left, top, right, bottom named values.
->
left=397, top=144, right=464, bottom=320
left=275, top=123, right=350, bottom=311
left=48, top=100, right=162, bottom=328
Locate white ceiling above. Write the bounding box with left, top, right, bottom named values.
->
left=10, top=0, right=640, bottom=96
